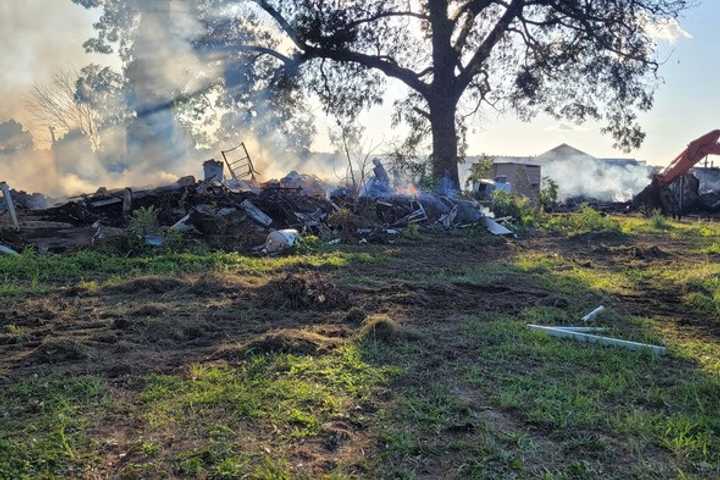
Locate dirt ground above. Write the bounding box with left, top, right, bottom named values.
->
left=1, top=217, right=720, bottom=479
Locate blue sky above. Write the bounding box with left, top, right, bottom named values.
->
left=2, top=1, right=717, bottom=167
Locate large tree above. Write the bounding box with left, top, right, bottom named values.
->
left=76, top=0, right=690, bottom=190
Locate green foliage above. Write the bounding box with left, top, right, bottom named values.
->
left=491, top=191, right=541, bottom=232
left=539, top=177, right=559, bottom=212
left=701, top=242, right=720, bottom=255
left=138, top=346, right=396, bottom=476
left=141, top=346, right=394, bottom=435
left=125, top=206, right=186, bottom=254
left=465, top=155, right=495, bottom=188
left=467, top=318, right=720, bottom=463
left=544, top=205, right=622, bottom=236
left=128, top=206, right=160, bottom=238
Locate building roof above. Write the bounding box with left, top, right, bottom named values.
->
left=538, top=143, right=595, bottom=161
left=486, top=144, right=641, bottom=167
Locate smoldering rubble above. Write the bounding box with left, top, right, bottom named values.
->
left=0, top=159, right=508, bottom=256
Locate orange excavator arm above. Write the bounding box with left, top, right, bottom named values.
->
left=656, top=129, right=720, bottom=187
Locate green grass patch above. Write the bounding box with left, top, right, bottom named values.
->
left=0, top=376, right=108, bottom=479
left=0, top=248, right=382, bottom=287
left=619, top=216, right=720, bottom=239
left=139, top=346, right=397, bottom=476
left=462, top=319, right=720, bottom=470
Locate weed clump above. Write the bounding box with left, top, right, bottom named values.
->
left=357, top=314, right=402, bottom=343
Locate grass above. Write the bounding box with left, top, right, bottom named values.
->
left=133, top=346, right=397, bottom=477
left=3, top=213, right=720, bottom=478
left=0, top=376, right=108, bottom=480
left=619, top=215, right=720, bottom=239
left=0, top=248, right=383, bottom=296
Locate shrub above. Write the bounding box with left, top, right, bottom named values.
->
left=539, top=177, right=559, bottom=212
left=127, top=206, right=160, bottom=238
left=491, top=191, right=542, bottom=232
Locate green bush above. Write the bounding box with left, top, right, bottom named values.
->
left=539, top=177, right=559, bottom=212
left=491, top=191, right=542, bottom=233
left=127, top=206, right=160, bottom=238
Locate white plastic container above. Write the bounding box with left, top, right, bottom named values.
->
left=263, top=229, right=300, bottom=254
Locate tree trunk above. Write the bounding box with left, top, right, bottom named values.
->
left=430, top=100, right=460, bottom=192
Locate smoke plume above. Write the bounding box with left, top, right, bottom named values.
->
left=541, top=155, right=654, bottom=202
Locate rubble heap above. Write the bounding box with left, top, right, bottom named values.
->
left=0, top=160, right=508, bottom=255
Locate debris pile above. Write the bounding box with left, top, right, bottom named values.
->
left=1, top=159, right=509, bottom=255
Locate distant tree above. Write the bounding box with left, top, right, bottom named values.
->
left=0, top=120, right=34, bottom=155
left=27, top=69, right=100, bottom=149
left=75, top=0, right=691, bottom=190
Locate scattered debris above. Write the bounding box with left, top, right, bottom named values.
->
left=203, top=159, right=225, bottom=182
left=222, top=143, right=259, bottom=183
left=483, top=217, right=514, bottom=236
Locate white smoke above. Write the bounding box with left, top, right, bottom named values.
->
left=542, top=156, right=654, bottom=202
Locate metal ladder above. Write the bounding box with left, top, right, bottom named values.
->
left=221, top=143, right=260, bottom=182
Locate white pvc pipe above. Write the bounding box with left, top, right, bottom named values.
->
left=582, top=306, right=606, bottom=322
left=554, top=326, right=608, bottom=333
left=528, top=324, right=666, bottom=355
